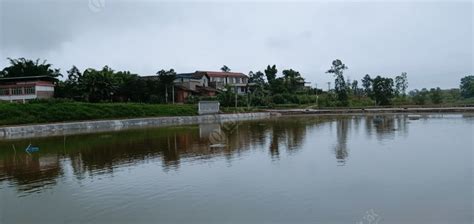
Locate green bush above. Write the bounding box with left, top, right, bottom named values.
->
left=271, top=94, right=286, bottom=104
left=349, top=96, right=375, bottom=107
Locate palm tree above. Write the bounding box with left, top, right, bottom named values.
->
left=0, top=58, right=62, bottom=78
left=220, top=65, right=231, bottom=72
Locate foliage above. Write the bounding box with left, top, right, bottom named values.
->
left=81, top=66, right=121, bottom=102
left=0, top=101, right=196, bottom=125
left=248, top=71, right=266, bottom=86
left=221, top=65, right=231, bottom=72
left=351, top=80, right=362, bottom=96
left=264, top=64, right=283, bottom=94
left=282, top=69, right=305, bottom=93
left=372, top=76, right=394, bottom=105
left=56, top=65, right=177, bottom=103
left=410, top=89, right=429, bottom=105
left=54, top=66, right=83, bottom=99
left=216, top=85, right=248, bottom=107
left=395, top=72, right=408, bottom=97
left=157, top=69, right=177, bottom=103
left=264, top=65, right=277, bottom=83
left=248, top=71, right=267, bottom=99
left=0, top=58, right=62, bottom=78
left=429, top=87, right=443, bottom=104
left=361, top=74, right=372, bottom=96
left=3, top=58, right=470, bottom=110
left=326, top=59, right=349, bottom=106
left=460, top=75, right=474, bottom=98
left=391, top=96, right=411, bottom=106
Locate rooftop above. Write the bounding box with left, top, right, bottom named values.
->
left=196, top=71, right=248, bottom=78
left=0, top=75, right=58, bottom=82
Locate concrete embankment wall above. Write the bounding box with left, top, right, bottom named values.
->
left=0, top=112, right=271, bottom=140
left=268, top=107, right=474, bottom=115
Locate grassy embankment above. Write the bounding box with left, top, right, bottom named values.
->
left=1, top=96, right=473, bottom=126
left=0, top=101, right=196, bottom=126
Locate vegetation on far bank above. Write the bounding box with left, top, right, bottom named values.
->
left=0, top=100, right=196, bottom=126
left=0, top=58, right=473, bottom=125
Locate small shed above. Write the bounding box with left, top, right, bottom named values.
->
left=198, top=101, right=220, bottom=115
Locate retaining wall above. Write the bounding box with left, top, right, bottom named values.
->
left=0, top=113, right=271, bottom=140
left=267, top=107, right=474, bottom=115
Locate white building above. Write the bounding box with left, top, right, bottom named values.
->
left=0, top=76, right=57, bottom=103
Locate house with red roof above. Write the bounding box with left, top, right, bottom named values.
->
left=173, top=71, right=249, bottom=103
left=197, top=71, right=249, bottom=94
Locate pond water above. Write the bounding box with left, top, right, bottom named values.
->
left=0, top=114, right=473, bottom=224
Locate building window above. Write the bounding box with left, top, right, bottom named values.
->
left=11, top=88, right=22, bottom=95
left=241, top=87, right=245, bottom=92
left=25, top=86, right=35, bottom=94
left=0, top=88, right=9, bottom=96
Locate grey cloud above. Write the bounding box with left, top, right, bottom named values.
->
left=0, top=0, right=472, bottom=89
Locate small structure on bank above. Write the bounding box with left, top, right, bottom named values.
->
left=198, top=101, right=220, bottom=115
left=0, top=76, right=57, bottom=103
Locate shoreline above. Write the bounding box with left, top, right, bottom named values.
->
left=1, top=107, right=473, bottom=140
left=265, top=107, right=474, bottom=115
left=0, top=113, right=271, bottom=140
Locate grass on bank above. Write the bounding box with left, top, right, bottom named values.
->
left=0, top=100, right=197, bottom=126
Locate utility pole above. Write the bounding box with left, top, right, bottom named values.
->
left=234, top=87, right=238, bottom=109
left=315, top=83, right=319, bottom=107
left=172, top=85, right=175, bottom=104
left=327, top=82, right=331, bottom=91
left=165, top=85, right=168, bottom=103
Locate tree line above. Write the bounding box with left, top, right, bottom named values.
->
left=1, top=57, right=473, bottom=107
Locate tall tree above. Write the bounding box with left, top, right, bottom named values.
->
left=0, top=58, right=62, bottom=78
left=395, top=72, right=408, bottom=97
left=372, top=76, right=394, bottom=105
left=220, top=65, right=231, bottom=72
left=56, top=66, right=83, bottom=99
left=248, top=71, right=266, bottom=86
left=79, top=66, right=120, bottom=102
left=282, top=69, right=304, bottom=93
left=351, top=80, right=360, bottom=96
left=247, top=71, right=267, bottom=106
left=67, top=66, right=82, bottom=81
left=264, top=65, right=277, bottom=83
left=157, top=69, right=177, bottom=103
left=326, top=59, right=349, bottom=105
left=361, top=74, right=372, bottom=96
left=264, top=65, right=284, bottom=94
left=460, top=75, right=474, bottom=98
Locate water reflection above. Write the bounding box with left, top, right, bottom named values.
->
left=334, top=118, right=349, bottom=165
left=0, top=114, right=460, bottom=194
left=364, top=114, right=409, bottom=140
left=0, top=153, right=62, bottom=193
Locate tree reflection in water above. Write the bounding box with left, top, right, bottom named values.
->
left=334, top=118, right=349, bottom=166
left=363, top=114, right=410, bottom=140
left=0, top=115, right=411, bottom=194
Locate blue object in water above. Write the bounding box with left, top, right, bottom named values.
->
left=25, top=144, right=40, bottom=153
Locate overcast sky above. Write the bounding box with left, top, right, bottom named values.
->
left=0, top=0, right=472, bottom=89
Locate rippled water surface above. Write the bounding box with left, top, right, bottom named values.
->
left=0, top=114, right=473, bottom=223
